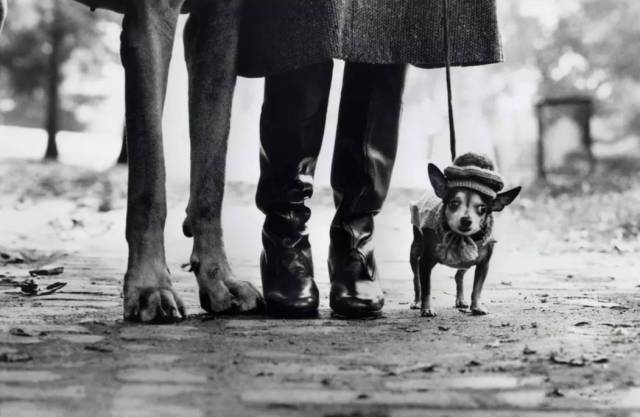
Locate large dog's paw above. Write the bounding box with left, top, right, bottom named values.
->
left=124, top=277, right=186, bottom=324
left=198, top=278, right=264, bottom=315
left=194, top=258, right=265, bottom=315
left=455, top=298, right=469, bottom=309
left=471, top=305, right=489, bottom=316
left=410, top=301, right=421, bottom=310
left=420, top=308, right=437, bottom=318
left=226, top=280, right=265, bottom=313
left=199, top=278, right=235, bottom=314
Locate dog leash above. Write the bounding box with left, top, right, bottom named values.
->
left=442, top=0, right=456, bottom=161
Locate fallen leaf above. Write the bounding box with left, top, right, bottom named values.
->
left=523, top=346, right=537, bottom=355
left=547, top=388, right=565, bottom=398
left=0, top=351, right=32, bottom=363
left=84, top=343, right=114, bottom=353
left=0, top=277, right=20, bottom=286
left=20, top=279, right=38, bottom=295
left=398, top=326, right=420, bottom=333
left=550, top=352, right=587, bottom=367
left=37, top=282, right=67, bottom=296
left=575, top=321, right=590, bottom=327
left=9, top=328, right=32, bottom=337
left=438, top=326, right=450, bottom=332
left=29, top=266, right=64, bottom=277
left=19, top=280, right=67, bottom=296
left=387, top=363, right=436, bottom=376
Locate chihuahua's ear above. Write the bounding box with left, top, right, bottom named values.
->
left=492, top=186, right=522, bottom=212
left=428, top=163, right=447, bottom=199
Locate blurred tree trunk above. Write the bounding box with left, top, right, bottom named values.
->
left=44, top=0, right=62, bottom=161
left=116, top=125, right=127, bottom=164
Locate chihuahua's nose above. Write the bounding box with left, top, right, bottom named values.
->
left=460, top=217, right=472, bottom=229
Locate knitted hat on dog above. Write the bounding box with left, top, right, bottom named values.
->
left=444, top=153, right=504, bottom=199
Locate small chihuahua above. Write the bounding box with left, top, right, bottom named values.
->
left=409, top=153, right=521, bottom=317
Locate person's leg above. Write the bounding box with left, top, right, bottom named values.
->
left=329, top=62, right=407, bottom=318
left=257, top=60, right=334, bottom=316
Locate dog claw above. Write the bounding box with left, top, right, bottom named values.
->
left=420, top=309, right=437, bottom=318
left=124, top=287, right=186, bottom=324
left=471, top=306, right=488, bottom=316
left=409, top=301, right=420, bottom=310
left=455, top=300, right=469, bottom=309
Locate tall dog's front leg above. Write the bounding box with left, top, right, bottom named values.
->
left=121, top=0, right=186, bottom=323
left=471, top=244, right=494, bottom=315
left=0, top=0, right=7, bottom=32
left=183, top=0, right=264, bottom=314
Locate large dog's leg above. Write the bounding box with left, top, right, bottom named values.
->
left=0, top=0, right=6, bottom=32
left=121, top=0, right=186, bottom=322
left=183, top=0, right=263, bottom=314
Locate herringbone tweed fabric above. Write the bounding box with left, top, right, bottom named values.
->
left=238, top=0, right=502, bottom=77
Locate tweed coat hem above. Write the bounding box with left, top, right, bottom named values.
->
left=237, top=0, right=503, bottom=78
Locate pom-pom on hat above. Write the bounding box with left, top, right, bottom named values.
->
left=444, top=153, right=504, bottom=199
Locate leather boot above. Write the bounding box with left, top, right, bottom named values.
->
left=329, top=63, right=407, bottom=318
left=257, top=61, right=333, bottom=317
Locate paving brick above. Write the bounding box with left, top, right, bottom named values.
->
left=0, top=384, right=85, bottom=400
left=255, top=362, right=386, bottom=376
left=0, top=401, right=65, bottom=417
left=385, top=375, right=547, bottom=391
left=241, top=389, right=480, bottom=408
left=116, top=368, right=208, bottom=384
left=0, top=370, right=61, bottom=383
left=393, top=411, right=605, bottom=417
left=119, top=326, right=204, bottom=341
left=49, top=334, right=104, bottom=344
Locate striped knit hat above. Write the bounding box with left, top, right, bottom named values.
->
left=444, top=153, right=504, bottom=199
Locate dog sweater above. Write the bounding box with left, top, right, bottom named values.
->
left=410, top=190, right=495, bottom=269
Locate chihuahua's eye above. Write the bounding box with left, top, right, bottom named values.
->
left=477, top=205, right=487, bottom=215
left=448, top=200, right=461, bottom=210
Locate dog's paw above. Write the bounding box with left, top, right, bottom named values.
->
left=225, top=279, right=265, bottom=313
left=420, top=309, right=437, bottom=318
left=199, top=279, right=235, bottom=314
left=198, top=277, right=264, bottom=315
left=455, top=299, right=469, bottom=309
left=410, top=301, right=421, bottom=310
left=124, top=286, right=186, bottom=323
left=471, top=305, right=489, bottom=316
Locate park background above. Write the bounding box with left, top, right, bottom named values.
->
left=2, top=1, right=640, bottom=185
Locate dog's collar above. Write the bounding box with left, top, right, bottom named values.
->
left=433, top=205, right=495, bottom=268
